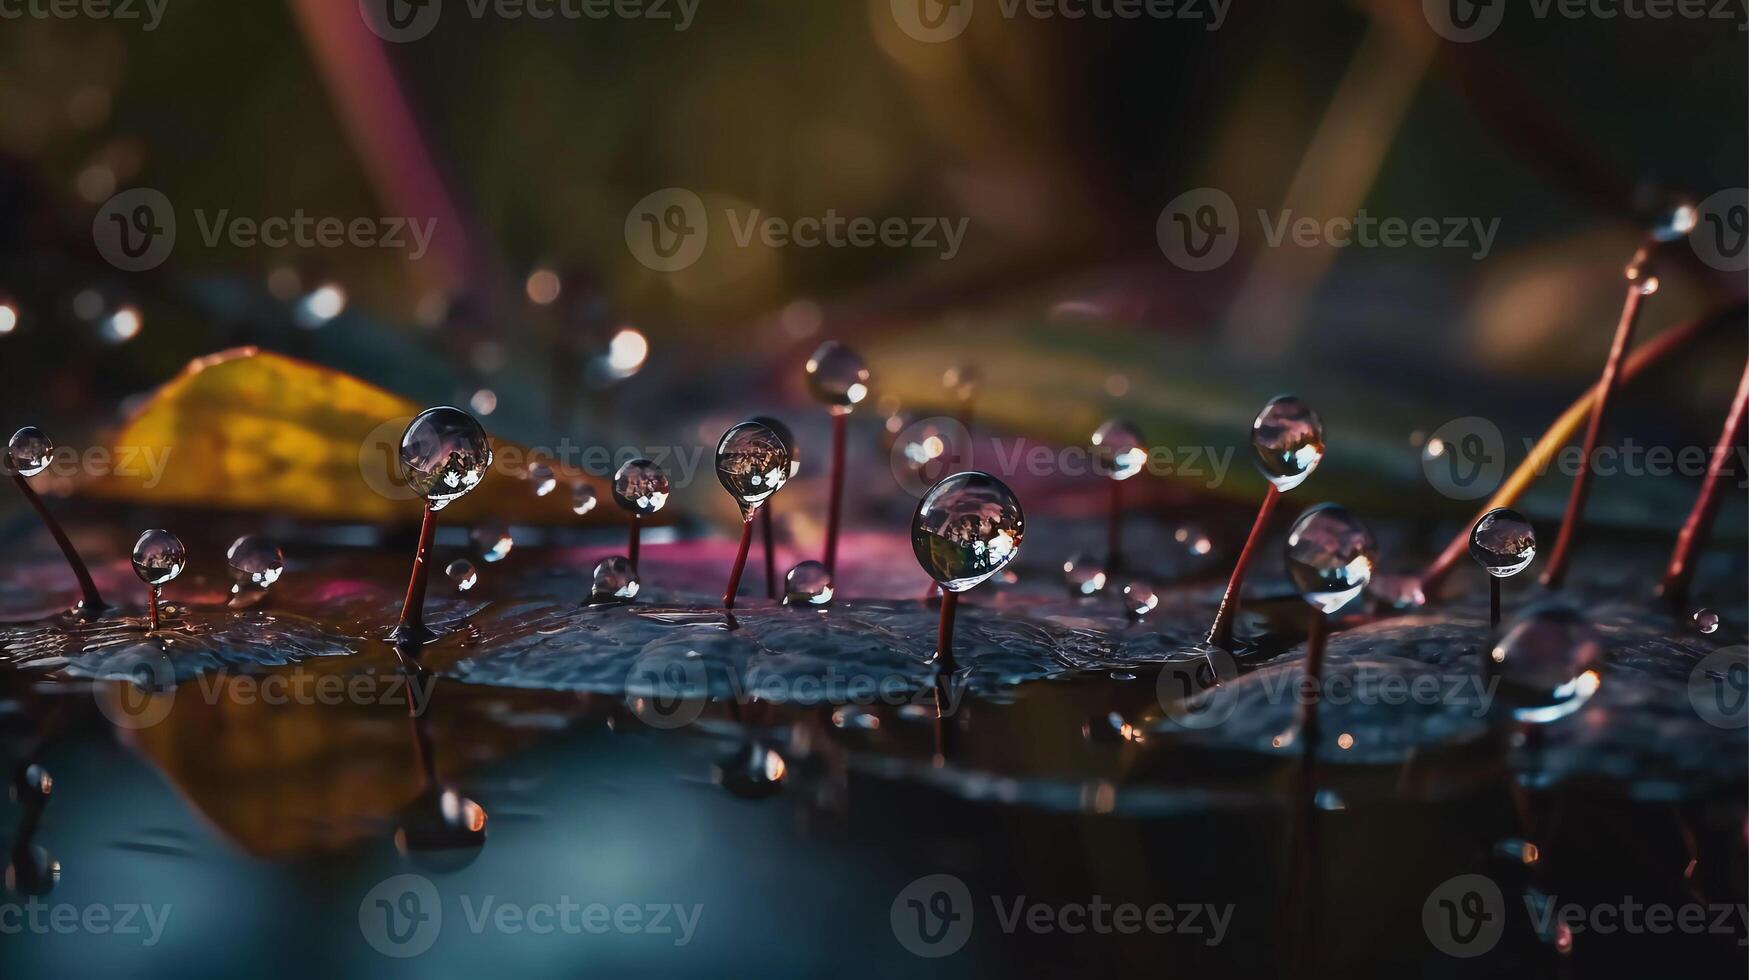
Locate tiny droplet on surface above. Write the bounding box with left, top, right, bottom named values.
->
left=783, top=560, right=835, bottom=606
left=226, top=534, right=285, bottom=590
left=1692, top=609, right=1720, bottom=635
left=446, top=559, right=478, bottom=592
left=590, top=556, right=640, bottom=603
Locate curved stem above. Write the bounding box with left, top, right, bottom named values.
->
left=1207, top=485, right=1280, bottom=649
left=11, top=472, right=104, bottom=615
left=148, top=585, right=162, bottom=633
left=394, top=504, right=438, bottom=642
left=1660, top=358, right=1749, bottom=608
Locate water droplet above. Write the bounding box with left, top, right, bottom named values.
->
left=1652, top=199, right=1699, bottom=242
left=1491, top=602, right=1602, bottom=723
left=1173, top=524, right=1214, bottom=558
left=131, top=529, right=187, bottom=586
left=804, top=340, right=870, bottom=413
left=1692, top=608, right=1720, bottom=635
left=714, top=419, right=792, bottom=519
left=782, top=560, right=835, bottom=606
left=395, top=788, right=487, bottom=872
left=471, top=523, right=513, bottom=563
left=611, top=459, right=670, bottom=516
left=1062, top=553, right=1108, bottom=596
left=446, top=559, right=478, bottom=592
left=6, top=426, right=53, bottom=477
left=943, top=363, right=980, bottom=402
left=1120, top=580, right=1159, bottom=617
left=1252, top=395, right=1324, bottom=492
left=713, top=741, right=787, bottom=799
left=225, top=534, right=284, bottom=590
left=528, top=462, right=556, bottom=497
left=590, top=556, right=640, bottom=603
left=569, top=482, right=598, bottom=516
left=11, top=763, right=51, bottom=807
left=749, top=415, right=800, bottom=477
left=1091, top=418, right=1147, bottom=481
left=911, top=471, right=1025, bottom=592
left=1469, top=507, right=1536, bottom=578
left=1284, top=504, right=1375, bottom=614
left=399, top=407, right=492, bottom=512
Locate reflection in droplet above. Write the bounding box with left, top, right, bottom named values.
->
left=226, top=534, right=284, bottom=590
left=7, top=427, right=54, bottom=477
left=912, top=472, right=1025, bottom=592
left=1091, top=419, right=1147, bottom=481
left=612, top=459, right=670, bottom=516
left=805, top=340, right=870, bottom=413
left=400, top=408, right=493, bottom=512
left=1252, top=395, right=1324, bottom=492
left=1491, top=603, right=1603, bottom=723
left=1469, top=508, right=1536, bottom=578
left=446, top=559, right=478, bottom=592
left=1284, top=504, right=1374, bottom=614
left=471, top=523, right=514, bottom=563
left=590, top=556, right=640, bottom=603
left=783, top=560, right=835, bottom=606
left=131, top=529, right=187, bottom=586
left=714, top=420, right=792, bottom=519
left=1063, top=553, right=1108, bottom=596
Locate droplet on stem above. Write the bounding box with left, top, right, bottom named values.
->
left=6, top=426, right=104, bottom=616
left=7, top=427, right=54, bottom=477
left=1285, top=504, right=1376, bottom=615
left=131, top=529, right=186, bottom=631
left=805, top=340, right=870, bottom=414
left=1252, top=395, right=1325, bottom=492
left=912, top=472, right=1024, bottom=673
left=716, top=420, right=792, bottom=608
left=1470, top=508, right=1537, bottom=578
left=394, top=408, right=492, bottom=643
left=226, top=534, right=284, bottom=592
left=612, top=458, right=669, bottom=569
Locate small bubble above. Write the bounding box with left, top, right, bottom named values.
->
left=131, top=529, right=186, bottom=586
left=446, top=559, right=478, bottom=592
left=1284, top=504, right=1375, bottom=614
left=570, top=483, right=599, bottom=516
left=911, top=472, right=1024, bottom=592
left=1062, top=553, right=1108, bottom=596
left=1692, top=608, right=1720, bottom=635
left=7, top=427, right=54, bottom=477
left=783, top=560, right=835, bottom=606
left=1120, top=580, right=1159, bottom=618
left=471, top=523, right=513, bottom=563
left=1469, top=508, right=1536, bottom=578
left=590, top=556, right=640, bottom=603
left=225, top=534, right=284, bottom=590
left=1091, top=419, right=1147, bottom=481
left=715, top=420, right=792, bottom=519
left=528, top=462, right=556, bottom=497
left=612, top=459, right=670, bottom=516
left=1491, top=602, right=1602, bottom=723
left=805, top=340, right=870, bottom=414
left=399, top=407, right=492, bottom=512
left=1252, top=395, right=1324, bottom=492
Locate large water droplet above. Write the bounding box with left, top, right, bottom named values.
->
left=570, top=482, right=598, bottom=516
left=715, top=419, right=791, bottom=519
left=1470, top=508, right=1536, bottom=577
left=1062, top=552, right=1108, bottom=596
left=783, top=560, right=834, bottom=606
left=612, top=459, right=670, bottom=516
left=1284, top=504, right=1374, bottom=614
left=911, top=471, right=1025, bottom=592
left=471, top=523, right=513, bottom=563
left=225, top=534, right=284, bottom=590
left=446, top=559, right=478, bottom=592
left=400, top=407, right=492, bottom=512
left=7, top=426, right=53, bottom=477
left=1092, top=418, right=1147, bottom=481
left=1252, top=395, right=1324, bottom=492
left=1692, top=608, right=1720, bottom=635
left=805, top=340, right=870, bottom=413
left=590, top=556, right=640, bottom=603
left=528, top=462, right=556, bottom=497
left=1491, top=603, right=1603, bottom=723
left=131, top=529, right=187, bottom=586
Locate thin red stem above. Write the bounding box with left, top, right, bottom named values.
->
left=824, top=412, right=847, bottom=575
left=762, top=504, right=777, bottom=600
left=1489, top=577, right=1502, bottom=631
left=1106, top=478, right=1123, bottom=572
left=394, top=504, right=439, bottom=641
left=1207, top=485, right=1280, bottom=649
left=148, top=585, right=161, bottom=632
left=1296, top=611, right=1329, bottom=742
left=1660, top=359, right=1749, bottom=607
left=1541, top=278, right=1648, bottom=589
left=11, top=471, right=104, bottom=615
left=722, top=519, right=754, bottom=610
left=628, top=517, right=641, bottom=569
left=935, top=590, right=960, bottom=674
